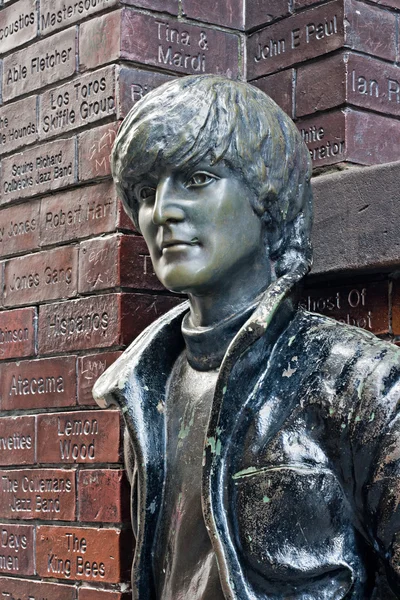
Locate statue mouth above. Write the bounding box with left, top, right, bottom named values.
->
left=161, top=239, right=199, bottom=252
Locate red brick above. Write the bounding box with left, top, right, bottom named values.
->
left=0, top=96, right=38, bottom=155
left=301, top=281, right=389, bottom=335
left=183, top=0, right=290, bottom=30
left=36, top=525, right=129, bottom=583
left=1, top=138, right=76, bottom=206
left=39, top=66, right=117, bottom=140
left=78, top=234, right=163, bottom=294
left=3, top=246, right=78, bottom=306
left=36, top=410, right=121, bottom=464
left=0, top=0, right=37, bottom=54
left=251, top=68, right=294, bottom=116
left=0, top=468, right=76, bottom=520
left=0, top=307, right=36, bottom=361
left=297, top=108, right=400, bottom=167
left=118, top=67, right=174, bottom=118
left=297, top=53, right=400, bottom=118
left=0, top=200, right=40, bottom=258
left=0, top=524, right=34, bottom=576
left=39, top=181, right=133, bottom=246
left=78, top=123, right=119, bottom=181
left=78, top=469, right=129, bottom=522
left=2, top=27, right=76, bottom=102
left=40, top=0, right=118, bottom=35
left=80, top=589, right=131, bottom=600
left=0, top=577, right=75, bottom=600
left=247, top=0, right=396, bottom=80
left=0, top=356, right=76, bottom=410
left=79, top=9, right=242, bottom=78
left=77, top=351, right=122, bottom=406
left=0, top=416, right=35, bottom=466
left=38, top=293, right=182, bottom=354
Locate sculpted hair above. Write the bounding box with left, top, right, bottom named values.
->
left=112, top=74, right=313, bottom=279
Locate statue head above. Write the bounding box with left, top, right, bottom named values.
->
left=111, top=75, right=313, bottom=304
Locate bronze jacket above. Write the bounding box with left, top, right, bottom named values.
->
left=93, top=277, right=400, bottom=600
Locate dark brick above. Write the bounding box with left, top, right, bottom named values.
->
left=367, top=0, right=399, bottom=7
left=78, top=234, right=163, bottom=294
left=79, top=589, right=131, bottom=600
left=36, top=525, right=128, bottom=583
left=311, top=161, right=400, bottom=275
left=36, top=410, right=121, bottom=464
left=1, top=137, right=76, bottom=206
left=393, top=281, right=400, bottom=336
left=247, top=0, right=396, bottom=80
left=78, top=469, right=129, bottom=522
left=301, top=281, right=389, bottom=335
left=40, top=0, right=118, bottom=35
left=77, top=351, right=122, bottom=406
left=39, top=182, right=133, bottom=246
left=2, top=27, right=76, bottom=102
left=293, top=0, right=320, bottom=7
left=0, top=415, right=35, bottom=466
left=0, top=577, right=74, bottom=600
left=0, top=0, right=37, bottom=54
left=78, top=123, right=120, bottom=181
left=0, top=524, right=34, bottom=576
left=79, top=9, right=242, bottom=79
left=0, top=307, right=36, bottom=361
left=0, top=200, right=40, bottom=258
left=118, top=67, right=174, bottom=118
left=39, top=66, right=117, bottom=140
left=0, top=468, right=76, bottom=520
left=251, top=68, right=294, bottom=116
left=3, top=246, right=78, bottom=306
left=0, top=96, right=38, bottom=154
left=120, top=0, right=178, bottom=14
left=182, top=0, right=290, bottom=30
left=0, top=356, right=76, bottom=410
left=38, top=293, right=182, bottom=354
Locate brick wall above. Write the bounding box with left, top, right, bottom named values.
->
left=0, top=0, right=399, bottom=595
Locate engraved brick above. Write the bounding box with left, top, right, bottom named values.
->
left=78, top=469, right=129, bottom=522
left=247, top=0, right=396, bottom=80
left=38, top=293, right=181, bottom=354
left=79, top=9, right=242, bottom=78
left=296, top=52, right=400, bottom=118
left=3, top=28, right=76, bottom=102
left=0, top=307, right=36, bottom=361
left=78, top=123, right=119, bottom=181
left=0, top=524, right=34, bottom=576
left=1, top=137, right=76, bottom=205
left=39, top=181, right=133, bottom=246
left=298, top=109, right=400, bottom=167
left=0, top=356, right=76, bottom=410
left=40, top=0, right=118, bottom=35
left=37, top=410, right=120, bottom=464
left=251, top=68, right=293, bottom=116
left=0, top=578, right=74, bottom=599
left=0, top=200, right=40, bottom=258
left=301, top=281, right=389, bottom=335
left=78, top=351, right=122, bottom=406
left=0, top=96, right=38, bottom=155
left=121, top=0, right=178, bottom=14
left=78, top=234, right=163, bottom=294
left=118, top=67, right=174, bottom=118
left=0, top=415, right=35, bottom=466
left=40, top=66, right=117, bottom=140
left=183, top=0, right=290, bottom=30
left=0, top=0, right=37, bottom=54
left=3, top=246, right=78, bottom=306
left=0, top=468, right=76, bottom=520
left=79, top=590, right=130, bottom=600
left=36, top=525, right=129, bottom=583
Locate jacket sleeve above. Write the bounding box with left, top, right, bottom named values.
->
left=352, top=346, right=400, bottom=595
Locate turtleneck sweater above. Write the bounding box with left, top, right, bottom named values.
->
left=155, top=302, right=257, bottom=600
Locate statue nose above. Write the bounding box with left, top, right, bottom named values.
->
left=152, top=177, right=185, bottom=225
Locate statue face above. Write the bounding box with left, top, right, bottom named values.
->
left=136, top=159, right=267, bottom=295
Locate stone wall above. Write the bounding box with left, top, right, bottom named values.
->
left=0, top=0, right=399, bottom=596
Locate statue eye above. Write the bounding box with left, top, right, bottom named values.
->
left=138, top=186, right=156, bottom=202
left=186, top=172, right=217, bottom=188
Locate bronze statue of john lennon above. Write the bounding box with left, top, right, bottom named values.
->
left=93, top=75, right=400, bottom=599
